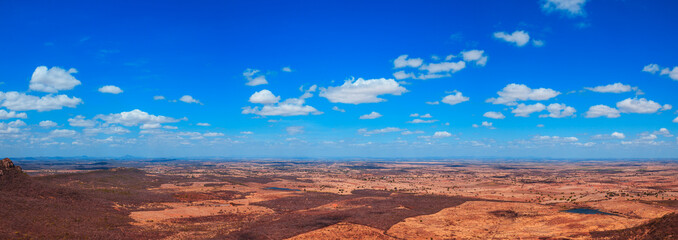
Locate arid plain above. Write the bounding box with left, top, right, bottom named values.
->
left=2, top=158, right=677, bottom=239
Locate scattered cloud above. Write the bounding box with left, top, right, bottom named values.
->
left=29, top=66, right=81, bottom=93
left=50, top=129, right=77, bottom=138
left=68, top=115, right=97, bottom=127
left=487, top=83, right=560, bottom=105
left=320, top=78, right=407, bottom=104
left=282, top=67, right=292, bottom=72
left=359, top=111, right=382, bottom=119
left=483, top=111, right=505, bottom=119
left=153, top=95, right=166, bottom=100
left=408, top=119, right=438, bottom=124
left=179, top=95, right=201, bottom=104
left=332, top=106, right=345, bottom=112
left=241, top=131, right=253, bottom=134
left=616, top=98, right=663, bottom=114
left=197, top=123, right=210, bottom=126
left=460, top=50, right=488, bottom=66
left=0, top=91, right=82, bottom=112
left=540, top=103, right=576, bottom=118
left=0, top=109, right=27, bottom=119
left=96, top=109, right=183, bottom=128
left=441, top=91, right=470, bottom=105
left=243, top=89, right=321, bottom=116
left=611, top=132, right=626, bottom=139
left=433, top=131, right=452, bottom=138
left=473, top=121, right=495, bottom=129
left=286, top=126, right=304, bottom=135
left=585, top=83, right=633, bottom=93
left=249, top=89, right=280, bottom=104
left=39, top=120, right=57, bottom=128
left=512, top=103, right=546, bottom=117
left=243, top=68, right=268, bottom=86
left=425, top=101, right=439, bottom=105
left=643, top=64, right=678, bottom=81
left=493, top=31, right=530, bottom=47
left=98, top=85, right=123, bottom=94
left=585, top=105, right=621, bottom=118
left=542, top=0, right=588, bottom=17
left=393, top=55, right=423, bottom=68
left=642, top=64, right=660, bottom=74
left=359, top=127, right=404, bottom=135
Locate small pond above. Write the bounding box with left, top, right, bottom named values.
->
left=562, top=208, right=616, bottom=215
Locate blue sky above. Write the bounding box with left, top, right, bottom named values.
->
left=1, top=0, right=677, bottom=158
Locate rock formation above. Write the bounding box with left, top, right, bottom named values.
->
left=0, top=158, right=23, bottom=178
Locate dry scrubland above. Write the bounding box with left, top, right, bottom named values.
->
left=2, top=158, right=678, bottom=239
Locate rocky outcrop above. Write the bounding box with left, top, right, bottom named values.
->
left=0, top=158, right=23, bottom=177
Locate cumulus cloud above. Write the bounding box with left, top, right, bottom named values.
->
left=0, top=91, right=82, bottom=112
left=441, top=91, right=470, bottom=105
left=243, top=89, right=321, bottom=116
left=433, top=131, right=452, bottom=138
left=243, top=68, right=268, bottom=86
left=97, top=109, right=182, bottom=128
left=585, top=105, right=621, bottom=118
left=460, top=50, right=488, bottom=66
left=50, top=129, right=77, bottom=138
left=249, top=90, right=280, bottom=104
left=611, top=132, right=625, bottom=139
left=68, top=115, right=97, bottom=127
left=486, top=83, right=560, bottom=105
left=660, top=67, right=678, bottom=80
left=674, top=116, right=678, bottom=123
left=393, top=71, right=416, bottom=80
left=585, top=83, right=632, bottom=93
left=643, top=64, right=660, bottom=74
left=179, top=95, right=201, bottom=104
left=153, top=95, right=166, bottom=100
left=203, top=132, right=224, bottom=137
left=98, top=85, right=123, bottom=94
left=483, top=111, right=505, bottom=119
left=616, top=98, right=662, bottom=114
left=542, top=0, right=588, bottom=17
left=532, top=135, right=579, bottom=143
left=29, top=66, right=81, bottom=93
left=197, top=123, right=210, bottom=126
left=320, top=78, right=407, bottom=104
left=39, top=120, right=57, bottom=128
left=282, top=67, right=292, bottom=72
left=420, top=113, right=432, bottom=118
left=419, top=61, right=466, bottom=74
left=512, top=103, right=546, bottom=117
left=493, top=31, right=530, bottom=47
left=473, top=121, right=495, bottom=129
left=359, top=111, right=382, bottom=119
left=393, top=55, right=423, bottom=68
left=0, top=109, right=27, bottom=119
left=540, top=103, right=576, bottom=118
left=408, top=119, right=437, bottom=124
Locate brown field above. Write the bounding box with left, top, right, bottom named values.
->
left=2, top=158, right=678, bottom=239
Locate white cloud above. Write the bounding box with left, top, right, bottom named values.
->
left=332, top=106, right=345, bottom=112
left=616, top=98, right=662, bottom=114
left=359, top=111, right=382, bottom=119
left=537, top=124, right=545, bottom=128
left=419, top=61, right=466, bottom=74
left=243, top=68, right=268, bottom=86
left=540, top=103, right=576, bottom=118
left=585, top=83, right=632, bottom=93
left=8, top=119, right=26, bottom=128
left=39, top=120, right=57, bottom=128
left=533, top=135, right=579, bottom=143
left=483, top=111, right=505, bottom=119
left=461, top=50, right=488, bottom=66
left=320, top=78, right=407, bottom=104
left=197, top=122, right=210, bottom=126
left=359, top=127, right=404, bottom=135
left=433, top=131, right=452, bottom=138
left=392, top=71, right=416, bottom=80
left=241, top=131, right=253, bottom=134
left=653, top=128, right=672, bottom=137
left=532, top=40, right=545, bottom=47
left=29, top=66, right=81, bottom=93
left=394, top=55, right=423, bottom=68
left=50, top=129, right=77, bottom=138
left=441, top=91, right=470, bottom=105
left=660, top=67, right=678, bottom=80
left=420, top=113, right=432, bottom=118
left=286, top=126, right=304, bottom=135
left=426, top=101, right=440, bottom=105
left=473, top=121, right=495, bottom=129
left=249, top=89, right=280, bottom=104
left=83, top=126, right=130, bottom=135
left=0, top=109, right=27, bottom=119
left=493, top=31, right=530, bottom=47
left=153, top=95, right=166, bottom=100
left=0, top=91, right=82, bottom=112
left=585, top=105, right=621, bottom=118
left=408, top=119, right=438, bottom=124
left=401, top=130, right=424, bottom=135
left=243, top=89, right=321, bottom=116
left=643, top=64, right=660, bottom=74
left=512, top=103, right=546, bottom=117
left=282, top=67, right=292, bottom=72
left=204, top=132, right=224, bottom=137
left=98, top=85, right=123, bottom=94
left=179, top=95, right=201, bottom=104
left=68, top=115, right=97, bottom=127
left=96, top=109, right=182, bottom=127
left=674, top=116, right=678, bottom=123
left=410, top=113, right=419, bottom=117
left=542, top=0, right=588, bottom=17
left=611, top=132, right=625, bottom=139
left=486, top=83, right=560, bottom=105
